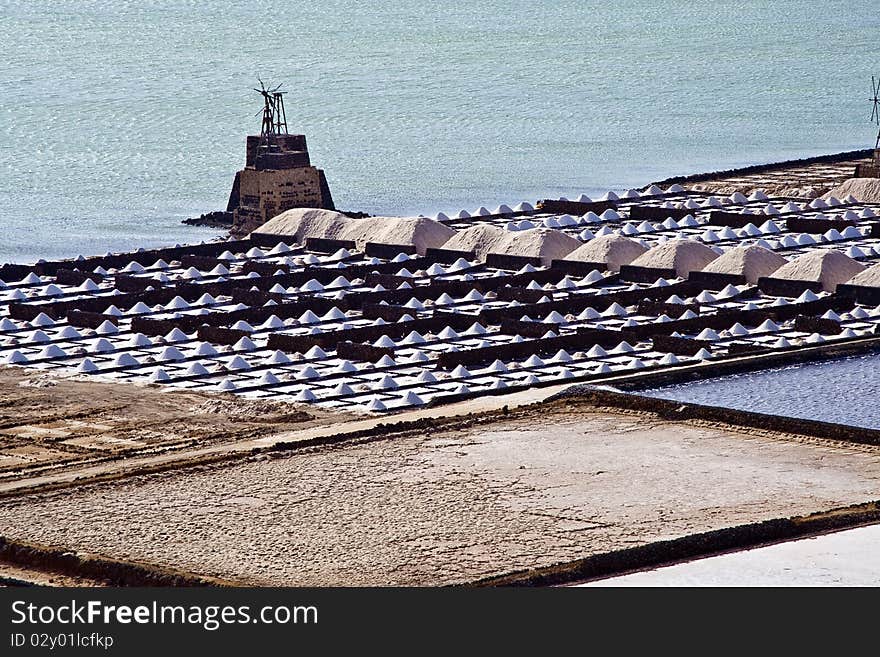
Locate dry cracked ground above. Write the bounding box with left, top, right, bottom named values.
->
left=3, top=405, right=880, bottom=585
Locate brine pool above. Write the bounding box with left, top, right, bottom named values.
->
left=583, top=524, right=880, bottom=587
left=640, top=352, right=880, bottom=430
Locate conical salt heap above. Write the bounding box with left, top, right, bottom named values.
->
left=563, top=234, right=647, bottom=272
left=337, top=216, right=456, bottom=256
left=699, top=245, right=787, bottom=284
left=442, top=225, right=580, bottom=265
left=255, top=208, right=456, bottom=255
left=629, top=239, right=719, bottom=278
left=844, top=261, right=880, bottom=288
left=771, top=250, right=864, bottom=292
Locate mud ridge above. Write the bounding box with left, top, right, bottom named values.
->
left=0, top=535, right=237, bottom=587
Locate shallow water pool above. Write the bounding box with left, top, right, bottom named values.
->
left=582, top=524, right=880, bottom=587
left=640, top=353, right=880, bottom=430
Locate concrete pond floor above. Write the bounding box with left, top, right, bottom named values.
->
left=2, top=403, right=880, bottom=586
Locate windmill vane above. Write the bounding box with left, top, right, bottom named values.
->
left=254, top=78, right=289, bottom=149
left=870, top=75, right=880, bottom=149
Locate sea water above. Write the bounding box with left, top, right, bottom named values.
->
left=640, top=352, right=880, bottom=429
left=2, top=0, right=878, bottom=262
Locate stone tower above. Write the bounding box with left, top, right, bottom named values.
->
left=227, top=84, right=334, bottom=235
left=854, top=149, right=880, bottom=178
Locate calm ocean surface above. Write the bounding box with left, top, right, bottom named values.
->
left=641, top=352, right=880, bottom=429
left=2, top=1, right=879, bottom=263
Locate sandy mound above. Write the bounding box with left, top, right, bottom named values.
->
left=844, top=262, right=880, bottom=288
left=340, top=216, right=456, bottom=255
left=822, top=178, right=880, bottom=203
left=442, top=224, right=508, bottom=258
left=443, top=226, right=579, bottom=265
left=629, top=239, right=719, bottom=278
left=771, top=250, right=865, bottom=292
left=255, top=209, right=456, bottom=255
left=700, top=245, right=787, bottom=284
left=498, top=228, right=581, bottom=265
left=564, top=235, right=647, bottom=272
left=255, top=208, right=350, bottom=242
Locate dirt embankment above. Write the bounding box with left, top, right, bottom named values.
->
left=0, top=535, right=231, bottom=587
left=651, top=149, right=872, bottom=198
left=655, top=149, right=873, bottom=198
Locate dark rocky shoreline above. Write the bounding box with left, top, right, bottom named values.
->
left=182, top=210, right=234, bottom=229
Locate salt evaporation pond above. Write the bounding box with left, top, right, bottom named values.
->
left=640, top=353, right=880, bottom=430
left=583, top=524, right=880, bottom=587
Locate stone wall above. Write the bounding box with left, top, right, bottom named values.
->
left=232, top=166, right=327, bottom=235
left=245, top=134, right=309, bottom=166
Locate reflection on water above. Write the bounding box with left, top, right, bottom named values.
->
left=641, top=353, right=880, bottom=429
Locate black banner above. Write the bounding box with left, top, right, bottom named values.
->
left=0, top=587, right=872, bottom=654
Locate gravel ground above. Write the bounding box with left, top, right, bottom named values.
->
left=2, top=409, right=880, bottom=585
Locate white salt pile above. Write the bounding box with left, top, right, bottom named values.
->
left=629, top=239, right=719, bottom=278
left=442, top=225, right=580, bottom=265
left=255, top=208, right=457, bottom=255
left=844, top=262, right=880, bottom=288
left=563, top=234, right=647, bottom=272
left=822, top=178, right=880, bottom=203
left=771, top=250, right=865, bottom=292
left=699, top=245, right=787, bottom=284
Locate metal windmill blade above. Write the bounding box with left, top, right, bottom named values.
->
left=254, top=78, right=279, bottom=140
left=871, top=76, right=880, bottom=125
